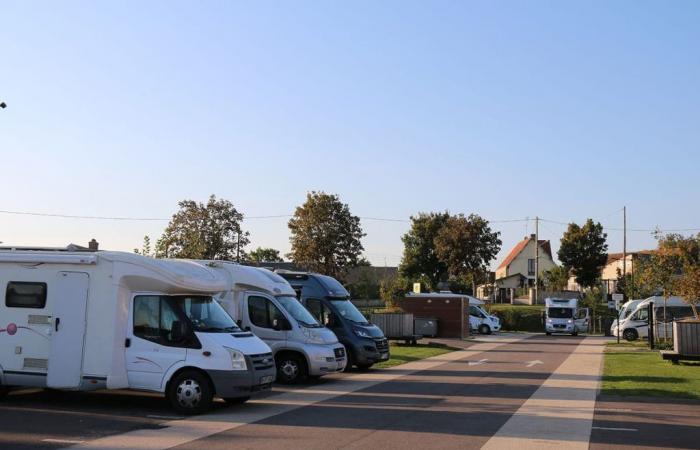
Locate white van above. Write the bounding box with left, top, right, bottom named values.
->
left=202, top=261, right=347, bottom=384
left=544, top=298, right=589, bottom=336
left=0, top=249, right=275, bottom=414
left=610, top=299, right=644, bottom=335
left=467, top=297, right=501, bottom=334
left=614, top=296, right=696, bottom=341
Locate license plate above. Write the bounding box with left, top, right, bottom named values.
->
left=260, top=375, right=274, bottom=384
left=380, top=352, right=389, bottom=360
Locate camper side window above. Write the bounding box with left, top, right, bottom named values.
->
left=133, top=296, right=161, bottom=341
left=5, top=282, right=47, bottom=309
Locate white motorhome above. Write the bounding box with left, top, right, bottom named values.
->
left=610, top=299, right=644, bottom=335
left=544, top=297, right=589, bottom=336
left=467, top=297, right=501, bottom=335
left=0, top=249, right=275, bottom=414
left=202, top=261, right=347, bottom=383
left=614, top=296, right=696, bottom=341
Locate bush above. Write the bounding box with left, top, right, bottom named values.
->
left=489, top=305, right=544, bottom=332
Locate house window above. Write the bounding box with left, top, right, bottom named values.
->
left=6, top=282, right=47, bottom=309
left=528, top=259, right=536, bottom=276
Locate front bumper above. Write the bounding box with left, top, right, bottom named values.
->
left=206, top=353, right=276, bottom=399
left=351, top=338, right=390, bottom=365
left=546, top=323, right=575, bottom=333
left=307, top=345, right=347, bottom=376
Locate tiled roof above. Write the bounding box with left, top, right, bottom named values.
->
left=497, top=236, right=553, bottom=271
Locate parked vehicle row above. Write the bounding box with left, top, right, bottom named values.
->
left=0, top=249, right=387, bottom=414
left=612, top=296, right=696, bottom=341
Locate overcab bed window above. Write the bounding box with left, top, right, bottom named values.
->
left=5, top=282, right=48, bottom=309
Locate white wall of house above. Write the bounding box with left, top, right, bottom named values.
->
left=496, top=239, right=556, bottom=281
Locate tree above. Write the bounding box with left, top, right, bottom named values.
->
left=557, top=219, right=608, bottom=289
left=287, top=192, right=365, bottom=279
left=379, top=276, right=411, bottom=309
left=134, top=235, right=153, bottom=257
left=155, top=195, right=249, bottom=260
left=247, top=247, right=284, bottom=264
left=434, top=214, right=502, bottom=285
left=398, top=212, right=450, bottom=289
left=677, top=265, right=700, bottom=318
left=543, top=266, right=569, bottom=292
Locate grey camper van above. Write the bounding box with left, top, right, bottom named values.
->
left=277, top=271, right=389, bottom=370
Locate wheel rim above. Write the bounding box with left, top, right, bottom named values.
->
left=175, top=378, right=202, bottom=409
left=281, top=360, right=299, bottom=379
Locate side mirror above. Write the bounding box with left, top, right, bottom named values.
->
left=170, top=320, right=188, bottom=341
left=272, top=317, right=291, bottom=331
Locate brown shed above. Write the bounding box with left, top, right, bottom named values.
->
left=400, top=293, right=471, bottom=339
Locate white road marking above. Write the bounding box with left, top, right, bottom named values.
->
left=525, top=359, right=543, bottom=367
left=468, top=358, right=488, bottom=366
left=71, top=337, right=527, bottom=450
left=43, top=439, right=86, bottom=444
left=592, top=426, right=638, bottom=432
left=481, top=337, right=608, bottom=450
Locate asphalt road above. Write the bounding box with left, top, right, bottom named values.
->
left=1, top=334, right=698, bottom=449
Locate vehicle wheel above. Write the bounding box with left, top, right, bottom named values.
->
left=343, top=349, right=356, bottom=372
left=276, top=353, right=308, bottom=384
left=0, top=386, right=9, bottom=400
left=356, top=363, right=373, bottom=371
left=572, top=331, right=578, bottom=336
left=545, top=332, right=552, bottom=336
left=166, top=370, right=213, bottom=415
left=623, top=329, right=638, bottom=342
left=223, top=396, right=250, bottom=405
left=478, top=324, right=492, bottom=335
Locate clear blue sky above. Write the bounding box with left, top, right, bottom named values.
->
left=2, top=0, right=699, bottom=267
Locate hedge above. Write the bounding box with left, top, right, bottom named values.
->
left=488, top=305, right=544, bottom=332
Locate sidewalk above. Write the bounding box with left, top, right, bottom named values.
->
left=481, top=336, right=608, bottom=449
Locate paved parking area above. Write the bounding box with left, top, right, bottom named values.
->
left=1, top=334, right=698, bottom=449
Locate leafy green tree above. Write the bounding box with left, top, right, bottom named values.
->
left=434, top=213, right=502, bottom=284
left=155, top=195, right=249, bottom=260
left=557, top=219, right=608, bottom=289
left=379, top=276, right=411, bottom=309
left=287, top=192, right=365, bottom=279
left=247, top=247, right=284, bottom=263
left=543, top=266, right=569, bottom=292
left=399, top=212, right=450, bottom=289
left=677, top=265, right=700, bottom=318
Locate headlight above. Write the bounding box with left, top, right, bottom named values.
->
left=302, top=327, right=326, bottom=344
left=567, top=319, right=573, bottom=324
left=354, top=328, right=372, bottom=338
left=547, top=319, right=552, bottom=323
left=225, top=347, right=248, bottom=371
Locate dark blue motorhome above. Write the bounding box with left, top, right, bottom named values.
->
left=276, top=271, right=389, bottom=370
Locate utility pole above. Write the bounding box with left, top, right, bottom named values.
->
left=623, top=206, right=627, bottom=284
left=535, top=216, right=539, bottom=304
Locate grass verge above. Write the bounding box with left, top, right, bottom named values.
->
left=602, top=343, right=700, bottom=400
left=374, top=342, right=458, bottom=369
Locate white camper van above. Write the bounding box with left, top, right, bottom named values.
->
left=467, top=297, right=501, bottom=335
left=0, top=249, right=275, bottom=414
left=613, top=296, right=695, bottom=341
left=544, top=297, right=589, bottom=336
left=610, top=299, right=644, bottom=336
left=202, top=262, right=347, bottom=384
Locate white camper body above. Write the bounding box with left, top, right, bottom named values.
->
left=0, top=250, right=275, bottom=413
left=202, top=261, right=347, bottom=383
left=466, top=296, right=501, bottom=334
left=614, top=296, right=696, bottom=341
left=544, top=297, right=589, bottom=336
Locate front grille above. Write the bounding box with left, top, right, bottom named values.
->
left=374, top=338, right=389, bottom=352
left=250, top=352, right=274, bottom=371
left=334, top=347, right=346, bottom=358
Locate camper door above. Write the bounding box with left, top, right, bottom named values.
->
left=574, top=308, right=589, bottom=333
left=47, top=272, right=90, bottom=389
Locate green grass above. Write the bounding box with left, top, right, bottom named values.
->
left=602, top=344, right=700, bottom=400
left=374, top=343, right=457, bottom=369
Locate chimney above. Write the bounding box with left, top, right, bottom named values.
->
left=530, top=234, right=536, bottom=240
left=88, top=239, right=99, bottom=251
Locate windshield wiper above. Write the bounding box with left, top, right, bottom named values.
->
left=198, top=326, right=238, bottom=332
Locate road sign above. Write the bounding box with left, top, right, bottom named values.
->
left=612, top=293, right=624, bottom=302
left=607, top=301, right=616, bottom=309
left=413, top=283, right=421, bottom=294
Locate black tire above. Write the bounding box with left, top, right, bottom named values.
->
left=223, top=396, right=250, bottom=405
left=623, top=329, right=638, bottom=342
left=0, top=386, right=9, bottom=400
left=545, top=332, right=552, bottom=336
left=343, top=349, right=356, bottom=372
left=478, top=324, right=491, bottom=335
left=166, top=370, right=214, bottom=415
left=276, top=352, right=308, bottom=384
left=572, top=331, right=578, bottom=336
left=356, top=363, right=373, bottom=371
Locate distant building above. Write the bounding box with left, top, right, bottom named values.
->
left=485, top=234, right=556, bottom=303
left=567, top=250, right=655, bottom=294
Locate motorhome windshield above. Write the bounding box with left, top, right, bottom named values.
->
left=330, top=299, right=369, bottom=325
left=276, top=295, right=323, bottom=328
left=548, top=307, right=574, bottom=319
left=174, top=296, right=240, bottom=332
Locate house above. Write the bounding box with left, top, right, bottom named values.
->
left=487, top=234, right=557, bottom=303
